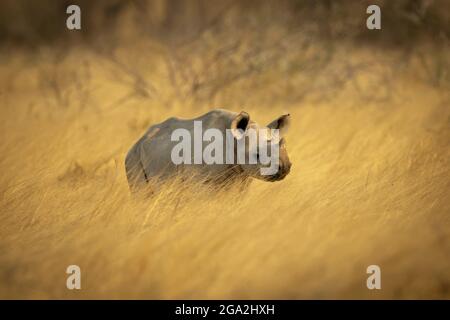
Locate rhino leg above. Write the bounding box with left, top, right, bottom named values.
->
left=125, top=142, right=148, bottom=193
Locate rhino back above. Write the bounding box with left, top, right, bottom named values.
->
left=133, top=109, right=237, bottom=181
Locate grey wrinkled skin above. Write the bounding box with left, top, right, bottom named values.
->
left=125, top=109, right=292, bottom=193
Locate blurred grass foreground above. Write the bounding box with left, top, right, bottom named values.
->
left=0, top=0, right=449, bottom=298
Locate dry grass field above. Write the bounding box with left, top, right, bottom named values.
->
left=0, top=0, right=449, bottom=299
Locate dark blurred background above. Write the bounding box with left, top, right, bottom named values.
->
left=0, top=1, right=448, bottom=108
left=0, top=0, right=448, bottom=48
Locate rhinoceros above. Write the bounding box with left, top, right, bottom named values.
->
left=125, top=109, right=291, bottom=192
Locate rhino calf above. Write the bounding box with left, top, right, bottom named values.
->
left=125, top=109, right=291, bottom=192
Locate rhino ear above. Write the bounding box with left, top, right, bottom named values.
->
left=267, top=114, right=290, bottom=136
left=231, top=111, right=250, bottom=139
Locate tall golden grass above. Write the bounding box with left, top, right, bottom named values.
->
left=0, top=22, right=449, bottom=298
